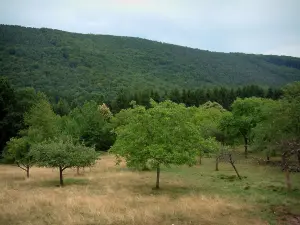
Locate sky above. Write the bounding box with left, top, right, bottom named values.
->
left=1, top=0, right=300, bottom=57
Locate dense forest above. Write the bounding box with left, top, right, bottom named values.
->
left=1, top=25, right=300, bottom=104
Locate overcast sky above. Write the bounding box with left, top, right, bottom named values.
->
left=1, top=0, right=300, bottom=57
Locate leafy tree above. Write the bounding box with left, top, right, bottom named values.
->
left=253, top=82, right=300, bottom=161
left=219, top=97, right=270, bottom=158
left=3, top=136, right=33, bottom=178
left=30, top=138, right=97, bottom=186
left=281, top=82, right=300, bottom=137
left=191, top=102, right=224, bottom=163
left=53, top=98, right=71, bottom=116
left=110, top=100, right=217, bottom=189
left=69, top=101, right=114, bottom=151
left=24, top=96, right=61, bottom=143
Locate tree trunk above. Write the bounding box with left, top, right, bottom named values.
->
left=231, top=162, right=241, bottom=180
left=215, top=157, right=219, bottom=171
left=76, top=166, right=80, bottom=175
left=285, top=169, right=292, bottom=191
left=59, top=166, right=64, bottom=187
left=199, top=153, right=202, bottom=165
left=26, top=166, right=30, bottom=178
left=155, top=164, right=160, bottom=189
left=244, top=136, right=248, bottom=158
left=229, top=154, right=241, bottom=180
left=298, top=152, right=300, bottom=167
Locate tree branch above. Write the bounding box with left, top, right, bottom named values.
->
left=62, top=166, right=68, bottom=171
left=16, top=163, right=27, bottom=171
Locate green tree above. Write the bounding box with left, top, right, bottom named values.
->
left=110, top=100, right=215, bottom=189
left=69, top=101, right=114, bottom=151
left=24, top=96, right=61, bottom=143
left=30, top=138, right=97, bottom=186
left=53, top=98, right=71, bottom=116
left=253, top=82, right=300, bottom=161
left=191, top=102, right=224, bottom=163
left=3, top=136, right=33, bottom=178
left=219, top=97, right=270, bottom=158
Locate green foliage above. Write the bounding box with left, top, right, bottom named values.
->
left=30, top=138, right=97, bottom=169
left=4, top=137, right=32, bottom=164
left=282, top=81, right=300, bottom=136
left=30, top=138, right=97, bottom=185
left=3, top=136, right=33, bottom=177
left=110, top=100, right=219, bottom=187
left=1, top=25, right=299, bottom=104
left=219, top=97, right=275, bottom=157
left=0, top=78, right=43, bottom=154
left=53, top=98, right=71, bottom=116
left=0, top=77, right=17, bottom=152
left=220, top=97, right=271, bottom=140
left=24, top=96, right=61, bottom=143
left=253, top=81, right=300, bottom=156
left=191, top=102, right=224, bottom=156
left=69, top=101, right=114, bottom=151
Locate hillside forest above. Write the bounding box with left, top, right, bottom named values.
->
left=1, top=25, right=300, bottom=105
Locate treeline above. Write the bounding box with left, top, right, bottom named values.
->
left=109, top=85, right=282, bottom=112
left=0, top=77, right=283, bottom=156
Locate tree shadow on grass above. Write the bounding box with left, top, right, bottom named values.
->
left=36, top=177, right=89, bottom=187
left=123, top=183, right=204, bottom=199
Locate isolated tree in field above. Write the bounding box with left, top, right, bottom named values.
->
left=219, top=97, right=269, bottom=158
left=30, top=138, right=97, bottom=186
left=110, top=100, right=215, bottom=189
left=4, top=137, right=33, bottom=178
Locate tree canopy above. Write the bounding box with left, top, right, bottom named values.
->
left=30, top=138, right=97, bottom=186
left=110, top=100, right=219, bottom=188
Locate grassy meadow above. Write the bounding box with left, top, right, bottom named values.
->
left=0, top=154, right=299, bottom=225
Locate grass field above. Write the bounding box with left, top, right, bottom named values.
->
left=0, top=154, right=299, bottom=225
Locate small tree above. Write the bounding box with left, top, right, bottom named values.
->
left=279, top=138, right=300, bottom=191
left=110, top=100, right=216, bottom=189
left=215, top=147, right=242, bottom=180
left=30, top=138, right=97, bottom=186
left=219, top=98, right=271, bottom=158
left=4, top=137, right=33, bottom=178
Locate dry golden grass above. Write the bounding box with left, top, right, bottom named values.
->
left=0, top=155, right=268, bottom=225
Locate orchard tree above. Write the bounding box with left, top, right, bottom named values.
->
left=110, top=100, right=217, bottom=189
left=219, top=97, right=271, bottom=158
left=253, top=82, right=300, bottom=161
left=3, top=137, right=33, bottom=178
left=30, top=138, right=97, bottom=186
left=191, top=102, right=224, bottom=164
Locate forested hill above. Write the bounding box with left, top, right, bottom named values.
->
left=1, top=24, right=300, bottom=101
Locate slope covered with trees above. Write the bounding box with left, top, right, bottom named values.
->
left=0, top=25, right=300, bottom=103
